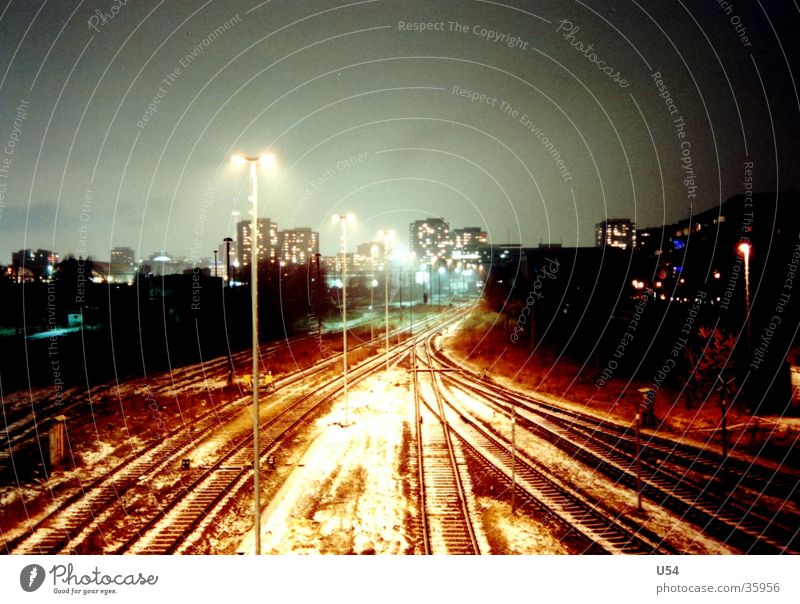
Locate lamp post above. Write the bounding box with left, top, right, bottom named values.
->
left=231, top=151, right=276, bottom=556
left=223, top=238, right=233, bottom=286
left=430, top=255, right=438, bottom=304
left=213, top=250, right=218, bottom=277
left=223, top=237, right=234, bottom=386
left=409, top=251, right=416, bottom=336
left=314, top=253, right=322, bottom=340
left=446, top=258, right=452, bottom=302
left=738, top=242, right=752, bottom=409
left=370, top=245, right=378, bottom=342
left=377, top=230, right=395, bottom=372
left=635, top=412, right=643, bottom=512
left=333, top=213, right=355, bottom=426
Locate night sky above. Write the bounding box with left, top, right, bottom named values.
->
left=1, top=0, right=798, bottom=260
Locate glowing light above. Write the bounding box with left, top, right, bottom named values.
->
left=332, top=213, right=356, bottom=224
left=259, top=153, right=276, bottom=168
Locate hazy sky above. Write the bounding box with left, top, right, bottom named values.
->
left=1, top=0, right=798, bottom=260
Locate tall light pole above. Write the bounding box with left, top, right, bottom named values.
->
left=223, top=237, right=234, bottom=386
left=232, top=151, right=275, bottom=556
left=213, top=250, right=218, bottom=277
left=738, top=242, right=753, bottom=409
left=223, top=238, right=233, bottom=285
left=738, top=242, right=752, bottom=349
left=370, top=244, right=378, bottom=342
left=430, top=255, right=438, bottom=304
left=409, top=251, right=416, bottom=336
left=314, top=253, right=322, bottom=340
left=333, top=213, right=355, bottom=426
left=446, top=258, right=452, bottom=302
left=378, top=230, right=395, bottom=372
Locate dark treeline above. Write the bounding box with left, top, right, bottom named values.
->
left=484, top=192, right=800, bottom=415
left=0, top=261, right=336, bottom=395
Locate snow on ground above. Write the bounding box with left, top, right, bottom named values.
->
left=437, top=336, right=799, bottom=475
left=239, top=369, right=417, bottom=554
left=78, top=440, right=117, bottom=467
left=477, top=497, right=569, bottom=554
left=441, top=381, right=738, bottom=554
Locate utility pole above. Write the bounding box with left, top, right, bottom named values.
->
left=635, top=412, right=643, bottom=512
left=231, top=152, right=276, bottom=556
left=715, top=375, right=735, bottom=460
left=384, top=263, right=389, bottom=371
left=223, top=237, right=234, bottom=386
left=224, top=238, right=233, bottom=285
left=315, top=253, right=322, bottom=340
left=511, top=404, right=516, bottom=514
left=408, top=253, right=416, bottom=337
left=370, top=246, right=376, bottom=342
left=333, top=214, right=354, bottom=426
left=213, top=249, right=218, bottom=277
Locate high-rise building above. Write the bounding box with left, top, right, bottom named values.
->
left=453, top=227, right=487, bottom=254
left=596, top=218, right=636, bottom=250
left=110, top=247, right=136, bottom=282
left=352, top=241, right=383, bottom=273
left=635, top=227, right=667, bottom=257
left=237, top=218, right=279, bottom=267
left=11, top=249, right=59, bottom=281
left=279, top=227, right=319, bottom=265
left=410, top=218, right=452, bottom=261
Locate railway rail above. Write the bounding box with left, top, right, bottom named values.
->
left=417, top=336, right=667, bottom=554
left=116, top=311, right=464, bottom=554
left=413, top=341, right=479, bottom=554
left=4, top=310, right=461, bottom=554
left=426, top=343, right=799, bottom=554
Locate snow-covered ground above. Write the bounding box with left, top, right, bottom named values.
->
left=440, top=380, right=738, bottom=554
left=239, top=369, right=419, bottom=554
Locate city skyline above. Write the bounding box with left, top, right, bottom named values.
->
left=4, top=186, right=777, bottom=282
left=2, top=0, right=799, bottom=573
left=2, top=3, right=799, bottom=265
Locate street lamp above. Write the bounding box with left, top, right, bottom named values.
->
left=370, top=245, right=378, bottom=342
left=738, top=241, right=753, bottom=409
left=213, top=249, right=218, bottom=277
left=223, top=237, right=234, bottom=386
left=430, top=255, right=438, bottom=304
left=446, top=258, right=452, bottom=301
left=408, top=251, right=416, bottom=336
left=738, top=242, right=752, bottom=337
left=223, top=238, right=233, bottom=285
left=377, top=230, right=395, bottom=372
left=332, top=213, right=355, bottom=426
left=231, top=151, right=276, bottom=556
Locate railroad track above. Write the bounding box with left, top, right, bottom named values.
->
left=4, top=312, right=455, bottom=554
left=426, top=345, right=799, bottom=554
left=117, top=311, right=463, bottom=554
left=0, top=338, right=279, bottom=477
left=420, top=337, right=668, bottom=555
left=431, top=346, right=798, bottom=502
left=413, top=341, right=479, bottom=554
left=0, top=319, right=376, bottom=477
